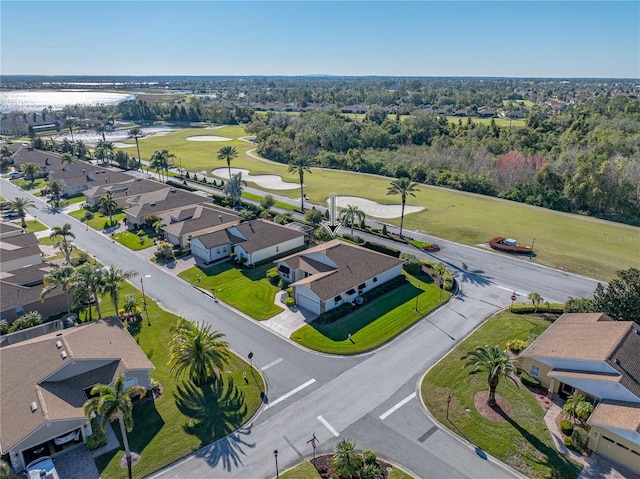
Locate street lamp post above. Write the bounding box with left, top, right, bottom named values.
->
left=274, top=450, right=279, bottom=479
left=415, top=288, right=421, bottom=312
left=140, top=274, right=151, bottom=326
left=248, top=351, right=253, bottom=370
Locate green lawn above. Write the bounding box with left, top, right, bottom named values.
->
left=421, top=311, right=582, bottom=479
left=69, top=208, right=126, bottom=230
left=446, top=116, right=526, bottom=127
left=292, top=273, right=450, bottom=354
left=23, top=220, right=47, bottom=233
left=88, top=282, right=266, bottom=479
left=179, top=263, right=283, bottom=320
left=242, top=191, right=297, bottom=211
left=12, top=177, right=47, bottom=190
left=122, top=126, right=639, bottom=281
left=113, top=229, right=156, bottom=251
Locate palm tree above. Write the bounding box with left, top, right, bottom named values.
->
left=72, top=263, right=105, bottom=320
left=528, top=292, right=543, bottom=312
left=41, top=265, right=75, bottom=314
left=167, top=319, right=231, bottom=385
left=74, top=140, right=87, bottom=160
left=22, top=162, right=39, bottom=184
left=387, top=177, right=419, bottom=237
left=223, top=172, right=246, bottom=207
left=95, top=124, right=107, bottom=142
left=82, top=374, right=146, bottom=476
left=95, top=141, right=114, bottom=166
left=217, top=146, right=237, bottom=179
left=100, top=267, right=137, bottom=320
left=128, top=127, right=143, bottom=170
left=462, top=345, right=518, bottom=406
left=150, top=149, right=174, bottom=181
left=9, top=197, right=35, bottom=228
left=98, top=192, right=118, bottom=226
left=45, top=179, right=65, bottom=206
left=64, top=118, right=78, bottom=142
left=288, top=157, right=313, bottom=211
left=60, top=152, right=75, bottom=166
left=562, top=394, right=595, bottom=425
left=332, top=438, right=362, bottom=479
left=339, top=204, right=366, bottom=237
left=50, top=223, right=75, bottom=264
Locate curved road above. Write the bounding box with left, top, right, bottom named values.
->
left=1, top=177, right=599, bottom=479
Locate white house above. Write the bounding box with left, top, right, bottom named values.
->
left=0, top=317, right=154, bottom=472
left=275, top=239, right=404, bottom=315
left=190, top=219, right=306, bottom=266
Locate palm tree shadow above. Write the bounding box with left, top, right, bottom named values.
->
left=495, top=408, right=582, bottom=476
left=173, top=377, right=255, bottom=471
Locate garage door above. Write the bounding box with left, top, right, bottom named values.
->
left=296, top=292, right=320, bottom=314
left=596, top=435, right=640, bottom=473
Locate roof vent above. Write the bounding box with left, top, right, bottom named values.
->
left=56, top=340, right=63, bottom=349
left=219, top=215, right=223, bottom=222
left=61, top=351, right=68, bottom=360
left=615, top=358, right=621, bottom=365
left=30, top=401, right=38, bottom=412
left=150, top=202, right=156, bottom=206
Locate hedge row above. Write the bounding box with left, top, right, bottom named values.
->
left=362, top=241, right=401, bottom=258
left=510, top=302, right=565, bottom=314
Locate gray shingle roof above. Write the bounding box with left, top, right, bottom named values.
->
left=233, top=220, right=305, bottom=253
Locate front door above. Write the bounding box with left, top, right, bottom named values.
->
left=559, top=382, right=575, bottom=399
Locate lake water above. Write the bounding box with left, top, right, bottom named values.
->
left=50, top=126, right=176, bottom=144
left=0, top=90, right=135, bottom=113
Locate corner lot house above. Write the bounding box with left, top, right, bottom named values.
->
left=0, top=317, right=154, bottom=471
left=520, top=313, right=640, bottom=472
left=191, top=219, right=306, bottom=266
left=275, top=239, right=404, bottom=314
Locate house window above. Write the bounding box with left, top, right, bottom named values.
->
left=334, top=295, right=342, bottom=303
left=216, top=249, right=220, bottom=254
left=373, top=277, right=378, bottom=283
left=358, top=283, right=366, bottom=290
left=529, top=365, right=540, bottom=378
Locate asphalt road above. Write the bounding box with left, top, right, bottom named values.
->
left=1, top=176, right=600, bottom=479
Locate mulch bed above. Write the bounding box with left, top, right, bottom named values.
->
left=473, top=391, right=512, bottom=421
left=119, top=452, right=140, bottom=468
left=310, top=455, right=393, bottom=478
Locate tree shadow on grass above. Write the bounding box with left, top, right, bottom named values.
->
left=174, top=377, right=255, bottom=471
left=495, top=407, right=582, bottom=478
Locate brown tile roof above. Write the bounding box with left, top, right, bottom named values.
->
left=0, top=317, right=154, bottom=452
left=281, top=239, right=403, bottom=301
left=233, top=220, right=305, bottom=253
left=588, top=400, right=640, bottom=432
left=0, top=232, right=42, bottom=263
left=85, top=178, right=161, bottom=201
left=191, top=225, right=244, bottom=249
left=162, top=204, right=240, bottom=237
left=521, top=313, right=631, bottom=361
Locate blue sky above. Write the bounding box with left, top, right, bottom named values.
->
left=1, top=1, right=638, bottom=78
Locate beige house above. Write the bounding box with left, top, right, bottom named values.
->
left=161, top=204, right=240, bottom=250
left=275, top=239, right=404, bottom=314
left=520, top=313, right=640, bottom=472
left=123, top=188, right=209, bottom=227
left=0, top=317, right=154, bottom=472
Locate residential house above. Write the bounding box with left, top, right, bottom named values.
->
left=520, top=313, right=640, bottom=472
left=190, top=219, right=306, bottom=266
left=0, top=232, right=42, bottom=272
left=275, top=239, right=404, bottom=314
left=0, top=221, right=25, bottom=239
left=161, top=204, right=240, bottom=250
left=50, top=164, right=131, bottom=198
left=0, top=317, right=154, bottom=472
left=0, top=263, right=67, bottom=323
left=83, top=178, right=164, bottom=208
left=124, top=188, right=209, bottom=228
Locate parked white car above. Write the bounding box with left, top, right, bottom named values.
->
left=26, top=456, right=60, bottom=479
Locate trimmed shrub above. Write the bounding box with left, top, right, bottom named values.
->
left=560, top=419, right=574, bottom=436
left=266, top=267, right=280, bottom=285
left=363, top=241, right=400, bottom=258
left=442, top=270, right=454, bottom=291
left=506, top=339, right=530, bottom=353
left=86, top=418, right=107, bottom=450
left=572, top=427, right=589, bottom=451
left=510, top=302, right=565, bottom=314
left=166, top=180, right=197, bottom=192
left=317, top=303, right=353, bottom=324
left=285, top=297, right=296, bottom=308
left=563, top=436, right=573, bottom=447
left=381, top=224, right=387, bottom=235
left=362, top=449, right=377, bottom=466
left=400, top=252, right=422, bottom=275
left=519, top=371, right=541, bottom=388
left=143, top=214, right=160, bottom=227
left=286, top=287, right=294, bottom=298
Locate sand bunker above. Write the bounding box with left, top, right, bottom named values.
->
left=187, top=135, right=232, bottom=142
left=112, top=142, right=136, bottom=148
left=212, top=168, right=298, bottom=190
left=334, top=196, right=424, bottom=219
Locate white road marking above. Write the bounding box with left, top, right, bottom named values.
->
left=266, top=379, right=316, bottom=408
left=379, top=392, right=416, bottom=420
left=496, top=285, right=527, bottom=296
left=317, top=415, right=340, bottom=437
left=261, top=358, right=283, bottom=371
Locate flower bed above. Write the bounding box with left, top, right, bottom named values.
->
left=410, top=240, right=440, bottom=252
left=489, top=236, right=532, bottom=254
